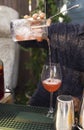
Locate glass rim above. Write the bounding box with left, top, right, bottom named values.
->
left=57, top=95, right=73, bottom=102
left=43, top=63, right=59, bottom=66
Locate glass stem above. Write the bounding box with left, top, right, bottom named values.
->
left=49, top=92, right=53, bottom=113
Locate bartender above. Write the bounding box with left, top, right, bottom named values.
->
left=14, top=0, right=84, bottom=115
left=29, top=22, right=84, bottom=114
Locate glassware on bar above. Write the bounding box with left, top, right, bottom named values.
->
left=0, top=60, right=4, bottom=100
left=54, top=95, right=75, bottom=130
left=41, top=63, right=62, bottom=118
left=79, top=94, right=84, bottom=129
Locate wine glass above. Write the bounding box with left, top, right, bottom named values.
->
left=41, top=63, right=62, bottom=118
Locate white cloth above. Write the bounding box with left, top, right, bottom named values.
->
left=0, top=38, right=19, bottom=90
left=0, top=6, right=20, bottom=91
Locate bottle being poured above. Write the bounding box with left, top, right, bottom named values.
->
left=12, top=3, right=79, bottom=42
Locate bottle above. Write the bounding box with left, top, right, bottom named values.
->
left=0, top=60, right=4, bottom=100
left=79, top=92, right=84, bottom=129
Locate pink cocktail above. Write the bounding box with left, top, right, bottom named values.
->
left=42, top=78, right=61, bottom=92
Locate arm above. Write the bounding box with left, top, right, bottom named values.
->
left=48, top=22, right=84, bottom=72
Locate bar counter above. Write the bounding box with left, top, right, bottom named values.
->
left=0, top=103, right=54, bottom=130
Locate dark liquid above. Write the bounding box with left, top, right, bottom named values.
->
left=0, top=66, right=4, bottom=100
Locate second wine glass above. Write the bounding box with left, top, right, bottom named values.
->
left=41, top=63, right=62, bottom=118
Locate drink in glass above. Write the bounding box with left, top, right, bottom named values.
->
left=41, top=63, right=62, bottom=118
left=42, top=78, right=61, bottom=92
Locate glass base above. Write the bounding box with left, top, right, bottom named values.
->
left=46, top=108, right=54, bottom=118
